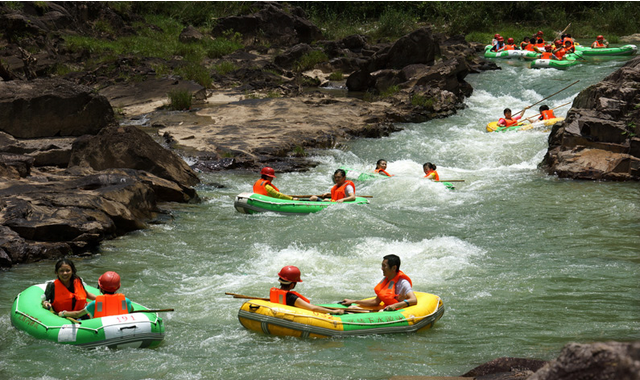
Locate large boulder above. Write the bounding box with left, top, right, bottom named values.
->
left=0, top=78, right=115, bottom=138
left=211, top=2, right=323, bottom=47
left=541, top=56, right=640, bottom=180
left=529, top=341, right=640, bottom=380
left=68, top=125, right=201, bottom=188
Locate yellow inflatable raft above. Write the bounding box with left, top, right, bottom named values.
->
left=237, top=291, right=444, bottom=338
left=486, top=117, right=564, bottom=132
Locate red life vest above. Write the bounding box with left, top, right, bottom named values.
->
left=330, top=180, right=355, bottom=201
left=504, top=44, right=517, bottom=51
left=93, top=294, right=129, bottom=318
left=374, top=271, right=413, bottom=306
left=424, top=170, right=440, bottom=181
left=269, top=288, right=311, bottom=305
left=253, top=179, right=279, bottom=196
left=541, top=110, right=556, bottom=120
left=374, top=169, right=393, bottom=177
left=51, top=278, right=88, bottom=313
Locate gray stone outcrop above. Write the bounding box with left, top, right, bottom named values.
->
left=541, top=56, right=640, bottom=180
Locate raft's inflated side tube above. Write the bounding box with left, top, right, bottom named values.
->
left=575, top=44, right=637, bottom=57
left=234, top=193, right=370, bottom=215
left=486, top=117, right=565, bottom=133
left=11, top=283, right=165, bottom=349
left=237, top=291, right=445, bottom=338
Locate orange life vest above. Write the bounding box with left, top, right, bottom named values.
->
left=330, top=180, right=355, bottom=201
left=374, top=271, right=413, bottom=306
left=504, top=44, right=517, bottom=51
left=541, top=52, right=555, bottom=60
left=563, top=38, right=574, bottom=50
left=541, top=110, right=556, bottom=120
left=93, top=294, right=129, bottom=318
left=253, top=179, right=279, bottom=196
left=51, top=278, right=88, bottom=313
left=592, top=41, right=605, bottom=48
left=424, top=170, right=440, bottom=181
left=374, top=169, right=393, bottom=177
left=499, top=116, right=520, bottom=127
left=536, top=42, right=546, bottom=48
left=555, top=48, right=568, bottom=60
left=269, top=288, right=311, bottom=305
left=524, top=43, right=536, bottom=52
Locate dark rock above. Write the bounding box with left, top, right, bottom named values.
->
left=463, top=357, right=547, bottom=378
left=68, top=125, right=200, bottom=188
left=211, top=2, right=323, bottom=47
left=274, top=43, right=314, bottom=69
left=0, top=78, right=115, bottom=138
left=0, top=153, right=34, bottom=178
left=542, top=56, right=640, bottom=180
left=179, top=25, right=204, bottom=43
left=529, top=341, right=640, bottom=380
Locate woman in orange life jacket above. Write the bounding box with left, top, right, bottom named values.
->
left=58, top=271, right=133, bottom=319
left=423, top=162, right=440, bottom=181
left=342, top=254, right=417, bottom=312
left=538, top=105, right=556, bottom=121
left=497, top=108, right=522, bottom=127
left=309, top=169, right=356, bottom=203
left=374, top=159, right=393, bottom=177
left=553, top=40, right=573, bottom=60
left=253, top=167, right=298, bottom=201
left=561, top=34, right=575, bottom=52
left=535, top=30, right=545, bottom=45
left=270, top=266, right=344, bottom=315
left=42, top=258, right=97, bottom=313
left=591, top=35, right=609, bottom=48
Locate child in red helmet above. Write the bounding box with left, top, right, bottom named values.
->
left=57, top=271, right=133, bottom=319
left=269, top=266, right=344, bottom=315
left=253, top=167, right=298, bottom=200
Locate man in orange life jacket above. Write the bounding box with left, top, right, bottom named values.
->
left=342, top=254, right=417, bottom=312
left=270, top=266, right=344, bottom=315
left=591, top=35, right=609, bottom=49
left=253, top=167, right=298, bottom=200
left=538, top=105, right=556, bottom=120
left=497, top=108, right=522, bottom=127
left=540, top=45, right=558, bottom=60
left=309, top=169, right=356, bottom=202
left=57, top=271, right=133, bottom=319
left=503, top=37, right=518, bottom=50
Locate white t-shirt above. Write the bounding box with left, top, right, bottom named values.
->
left=344, top=184, right=354, bottom=196
left=394, top=279, right=412, bottom=301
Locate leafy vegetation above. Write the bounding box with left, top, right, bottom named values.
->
left=411, top=93, right=435, bottom=109
left=294, top=50, right=329, bottom=72
left=167, top=89, right=192, bottom=110
left=328, top=71, right=344, bottom=81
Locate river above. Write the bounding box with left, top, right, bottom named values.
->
left=1, top=48, right=639, bottom=380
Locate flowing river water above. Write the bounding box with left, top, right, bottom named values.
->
left=1, top=48, right=639, bottom=380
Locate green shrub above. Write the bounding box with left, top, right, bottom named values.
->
left=411, top=94, right=435, bottom=109
left=379, top=85, right=400, bottom=98
left=167, top=89, right=192, bottom=110
left=176, top=63, right=212, bottom=88
left=294, top=50, right=328, bottom=72
left=372, top=7, right=416, bottom=40
left=328, top=71, right=344, bottom=81
left=214, top=61, right=237, bottom=75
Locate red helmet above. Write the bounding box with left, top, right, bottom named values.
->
left=98, top=271, right=121, bottom=293
left=507, top=37, right=514, bottom=43
left=278, top=266, right=302, bottom=283
left=597, top=35, right=604, bottom=40
left=494, top=33, right=500, bottom=38
left=545, top=45, right=553, bottom=51
left=497, top=36, right=504, bottom=41
left=555, top=39, right=563, bottom=46
left=260, top=167, right=276, bottom=178
left=537, top=30, right=544, bottom=35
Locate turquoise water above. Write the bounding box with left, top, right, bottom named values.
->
left=1, top=54, right=639, bottom=380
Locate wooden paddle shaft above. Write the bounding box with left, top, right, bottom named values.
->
left=514, top=80, right=579, bottom=116
left=225, top=292, right=371, bottom=313
left=131, top=308, right=175, bottom=313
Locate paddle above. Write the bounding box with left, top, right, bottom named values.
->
left=556, top=23, right=571, bottom=40
left=131, top=308, right=174, bottom=313
left=438, top=180, right=465, bottom=183
left=290, top=195, right=373, bottom=199
left=521, top=101, right=572, bottom=123
left=225, top=292, right=372, bottom=313
left=513, top=80, right=579, bottom=116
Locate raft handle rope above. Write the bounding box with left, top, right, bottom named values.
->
left=244, top=299, right=443, bottom=327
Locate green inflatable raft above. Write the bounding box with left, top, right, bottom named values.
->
left=531, top=54, right=581, bottom=70
left=11, top=283, right=165, bottom=349
left=575, top=44, right=637, bottom=57
left=234, top=192, right=370, bottom=215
